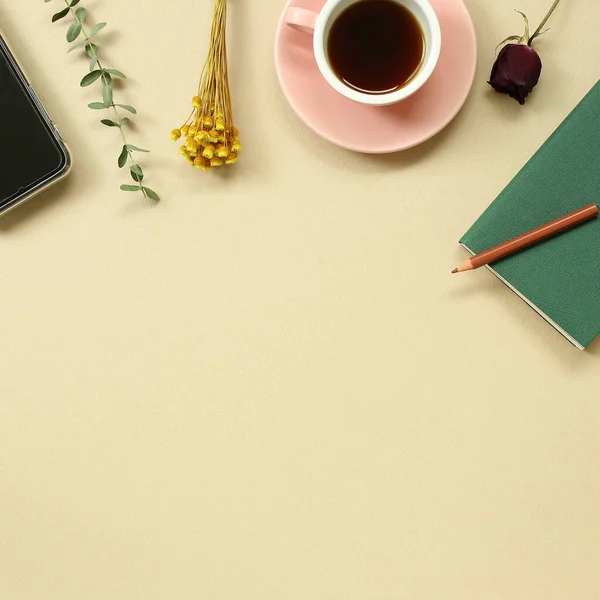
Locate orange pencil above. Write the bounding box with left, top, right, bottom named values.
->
left=452, top=203, right=599, bottom=273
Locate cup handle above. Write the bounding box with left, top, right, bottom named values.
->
left=284, top=7, right=318, bottom=35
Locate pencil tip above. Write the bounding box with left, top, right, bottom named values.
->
left=451, top=268, right=458, bottom=274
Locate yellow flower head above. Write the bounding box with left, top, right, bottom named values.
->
left=215, top=117, right=226, bottom=132
left=208, top=129, right=220, bottom=142
left=170, top=128, right=182, bottom=141
left=225, top=151, right=238, bottom=165
left=192, top=96, right=202, bottom=108
left=186, top=138, right=199, bottom=153
left=202, top=144, right=216, bottom=160
left=231, top=138, right=242, bottom=153
left=216, top=144, right=229, bottom=158
left=210, top=157, right=224, bottom=167
left=179, top=145, right=190, bottom=157
left=188, top=126, right=198, bottom=136
left=194, top=156, right=211, bottom=171
left=202, top=115, right=214, bottom=129
left=195, top=130, right=210, bottom=144
left=181, top=125, right=190, bottom=136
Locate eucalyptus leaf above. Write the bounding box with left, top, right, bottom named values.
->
left=101, top=119, right=119, bottom=127
left=75, top=7, right=86, bottom=23
left=130, top=164, right=143, bottom=182
left=143, top=187, right=160, bottom=201
left=118, top=146, right=128, bottom=168
left=103, top=84, right=113, bottom=107
left=87, top=102, right=106, bottom=110
left=115, top=104, right=137, bottom=114
left=120, top=185, right=141, bottom=192
left=67, top=38, right=87, bottom=53
left=89, top=56, right=98, bottom=71
left=126, top=145, right=149, bottom=153
left=119, top=118, right=130, bottom=127
left=85, top=42, right=98, bottom=58
left=80, top=70, right=102, bottom=87
left=104, top=69, right=126, bottom=78
left=66, top=22, right=82, bottom=42
left=69, top=0, right=81, bottom=6
left=89, top=22, right=107, bottom=37
left=51, top=8, right=69, bottom=22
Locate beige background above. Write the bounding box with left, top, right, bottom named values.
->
left=1, top=0, right=599, bottom=598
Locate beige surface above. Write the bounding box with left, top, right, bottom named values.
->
left=1, top=0, right=599, bottom=598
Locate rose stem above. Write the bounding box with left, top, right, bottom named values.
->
left=529, top=0, right=562, bottom=45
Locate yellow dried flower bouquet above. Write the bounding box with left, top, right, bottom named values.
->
left=171, top=0, right=241, bottom=171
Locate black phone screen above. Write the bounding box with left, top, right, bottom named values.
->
left=0, top=36, right=69, bottom=209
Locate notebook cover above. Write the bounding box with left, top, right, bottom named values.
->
left=460, top=81, right=600, bottom=349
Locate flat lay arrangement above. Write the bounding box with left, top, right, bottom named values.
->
left=274, top=0, right=595, bottom=348
left=3, top=1, right=600, bottom=598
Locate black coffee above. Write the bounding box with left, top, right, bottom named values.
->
left=327, top=0, right=425, bottom=95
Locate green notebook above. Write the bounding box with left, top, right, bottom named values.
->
left=460, top=81, right=600, bottom=350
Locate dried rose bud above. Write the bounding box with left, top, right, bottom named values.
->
left=488, top=0, right=562, bottom=105
left=489, top=44, right=542, bottom=105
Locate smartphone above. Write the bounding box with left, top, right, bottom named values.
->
left=0, top=30, right=71, bottom=217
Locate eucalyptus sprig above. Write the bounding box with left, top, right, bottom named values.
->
left=45, top=0, right=159, bottom=201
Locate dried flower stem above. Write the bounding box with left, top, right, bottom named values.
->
left=529, top=0, right=562, bottom=44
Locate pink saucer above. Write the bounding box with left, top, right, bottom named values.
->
left=275, top=0, right=477, bottom=153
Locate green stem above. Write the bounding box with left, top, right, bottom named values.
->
left=63, top=0, right=147, bottom=198
left=111, top=104, right=146, bottom=196
left=529, top=0, right=562, bottom=44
